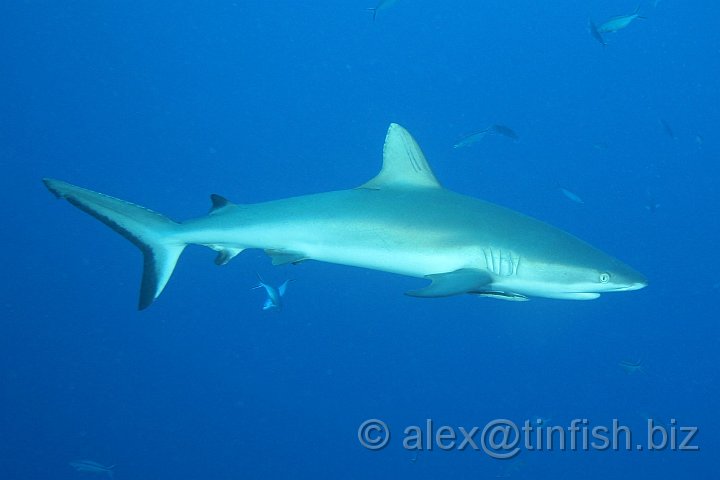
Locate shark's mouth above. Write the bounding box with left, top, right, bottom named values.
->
left=605, top=282, right=647, bottom=292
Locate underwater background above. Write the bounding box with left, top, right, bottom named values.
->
left=1, top=0, right=718, bottom=478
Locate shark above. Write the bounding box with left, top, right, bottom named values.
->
left=43, top=123, right=647, bottom=310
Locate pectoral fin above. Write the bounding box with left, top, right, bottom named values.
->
left=406, top=269, right=492, bottom=297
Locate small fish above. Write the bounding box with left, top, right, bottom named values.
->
left=367, top=0, right=398, bottom=21
left=645, top=200, right=661, bottom=213
left=453, top=124, right=518, bottom=149
left=659, top=118, right=676, bottom=139
left=490, top=124, right=519, bottom=141
left=619, top=359, right=645, bottom=375
left=588, top=20, right=607, bottom=46
left=622, top=359, right=670, bottom=382
left=558, top=186, right=584, bottom=204
left=252, top=274, right=292, bottom=311
left=597, top=6, right=646, bottom=34
left=69, top=460, right=114, bottom=478
left=644, top=189, right=660, bottom=213
left=695, top=134, right=704, bottom=148
left=453, top=128, right=491, bottom=149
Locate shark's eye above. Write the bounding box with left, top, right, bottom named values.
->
left=599, top=272, right=611, bottom=283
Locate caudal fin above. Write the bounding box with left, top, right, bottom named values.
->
left=43, top=178, right=185, bottom=309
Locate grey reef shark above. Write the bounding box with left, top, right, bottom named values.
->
left=44, top=124, right=646, bottom=309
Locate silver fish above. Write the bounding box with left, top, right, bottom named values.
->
left=453, top=124, right=518, bottom=148
left=253, top=275, right=292, bottom=311
left=453, top=128, right=491, bottom=148
left=659, top=118, right=676, bottom=139
left=559, top=186, right=585, bottom=205
left=69, top=460, right=114, bottom=478
left=597, top=6, right=645, bottom=34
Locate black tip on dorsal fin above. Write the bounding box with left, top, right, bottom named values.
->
left=209, top=194, right=232, bottom=212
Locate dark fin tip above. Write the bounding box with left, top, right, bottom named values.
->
left=210, top=194, right=231, bottom=212
left=215, top=251, right=231, bottom=266
left=210, top=194, right=230, bottom=207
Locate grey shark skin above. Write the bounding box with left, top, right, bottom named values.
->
left=44, top=124, right=646, bottom=309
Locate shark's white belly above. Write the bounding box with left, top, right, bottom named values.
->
left=301, top=243, right=470, bottom=278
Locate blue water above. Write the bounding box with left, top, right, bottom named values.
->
left=1, top=0, right=718, bottom=478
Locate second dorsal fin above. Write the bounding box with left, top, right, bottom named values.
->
left=209, top=194, right=233, bottom=213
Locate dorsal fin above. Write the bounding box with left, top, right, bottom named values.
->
left=360, top=123, right=442, bottom=190
left=209, top=194, right=233, bottom=213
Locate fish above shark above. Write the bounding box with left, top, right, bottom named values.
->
left=453, top=124, right=519, bottom=149
left=557, top=184, right=585, bottom=205
left=44, top=123, right=646, bottom=310
left=596, top=6, right=646, bottom=34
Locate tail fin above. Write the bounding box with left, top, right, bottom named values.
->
left=43, top=178, right=185, bottom=309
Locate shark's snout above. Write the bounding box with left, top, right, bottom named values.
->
left=610, top=267, right=647, bottom=292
